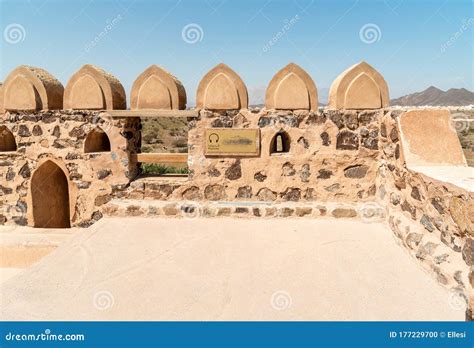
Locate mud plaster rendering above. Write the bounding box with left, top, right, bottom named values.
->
left=0, top=61, right=473, bottom=319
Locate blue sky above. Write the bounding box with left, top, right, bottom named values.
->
left=1, top=0, right=473, bottom=105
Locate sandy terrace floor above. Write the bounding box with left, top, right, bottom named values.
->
left=0, top=217, right=464, bottom=321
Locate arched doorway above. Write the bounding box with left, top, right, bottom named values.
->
left=31, top=160, right=71, bottom=228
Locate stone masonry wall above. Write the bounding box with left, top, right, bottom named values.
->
left=377, top=109, right=474, bottom=319
left=0, top=111, right=140, bottom=227
left=124, top=108, right=381, bottom=204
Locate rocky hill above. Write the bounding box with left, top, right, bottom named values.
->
left=391, top=86, right=474, bottom=106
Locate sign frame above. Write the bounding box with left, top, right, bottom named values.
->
left=204, top=128, right=260, bottom=157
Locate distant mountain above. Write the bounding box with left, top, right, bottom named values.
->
left=391, top=86, right=474, bottom=106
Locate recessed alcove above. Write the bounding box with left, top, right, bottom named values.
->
left=84, top=127, right=111, bottom=153
left=270, top=131, right=291, bottom=154
left=0, top=126, right=17, bottom=152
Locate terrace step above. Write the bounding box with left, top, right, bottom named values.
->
left=102, top=199, right=387, bottom=221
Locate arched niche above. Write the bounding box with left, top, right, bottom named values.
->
left=328, top=61, right=389, bottom=109
left=64, top=64, right=126, bottom=110
left=0, top=126, right=17, bottom=151
left=265, top=63, right=318, bottom=110
left=30, top=160, right=71, bottom=228
left=84, top=127, right=111, bottom=153
left=270, top=131, right=291, bottom=154
left=3, top=65, right=64, bottom=111
left=131, top=65, right=186, bottom=110
left=196, top=63, right=248, bottom=110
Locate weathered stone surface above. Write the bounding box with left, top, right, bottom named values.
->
left=163, top=204, right=179, bottom=216
left=18, top=125, right=31, bottom=137
left=304, top=188, right=316, bottom=200
left=420, top=214, right=435, bottom=232
left=280, top=187, right=301, bottom=201
left=295, top=207, right=312, bottom=217
left=97, top=169, right=111, bottom=180
left=279, top=207, right=294, bottom=217
left=434, top=254, right=449, bottom=264
left=145, top=184, right=177, bottom=199
left=5, top=167, right=15, bottom=181
left=344, top=165, right=368, bottom=178
left=389, top=127, right=399, bottom=142
left=336, top=130, right=359, bottom=150
left=254, top=171, right=267, bottom=182
left=297, top=136, right=309, bottom=149
left=317, top=169, right=333, bottom=179
left=416, top=242, right=438, bottom=260
left=236, top=186, right=252, bottom=199
left=0, top=185, right=13, bottom=195
left=204, top=184, right=226, bottom=200
left=332, top=208, right=357, bottom=218
left=225, top=160, right=242, bottom=180
left=431, top=198, right=445, bottom=214
left=401, top=200, right=416, bottom=219
left=462, top=239, right=474, bottom=266
left=299, top=164, right=310, bottom=183
left=325, top=183, right=340, bottom=192
left=411, top=186, right=421, bottom=201
left=406, top=233, right=423, bottom=249
left=257, top=188, right=277, bottom=201
left=265, top=63, right=318, bottom=110
left=32, top=125, right=43, bottom=136
left=320, top=132, right=330, bottom=146
left=94, top=194, right=112, bottom=206
left=449, top=197, right=474, bottom=236
left=19, top=163, right=31, bottom=178
left=182, top=186, right=202, bottom=200
left=282, top=162, right=296, bottom=176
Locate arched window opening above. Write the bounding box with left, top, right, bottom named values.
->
left=84, top=127, right=111, bottom=153
left=0, top=126, right=17, bottom=152
left=270, top=131, right=290, bottom=154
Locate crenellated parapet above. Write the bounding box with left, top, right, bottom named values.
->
left=196, top=63, right=248, bottom=110
left=0, top=61, right=392, bottom=112
left=265, top=63, right=318, bottom=111
left=131, top=65, right=186, bottom=110
left=3, top=66, right=64, bottom=111
left=328, top=61, right=389, bottom=110
left=63, top=64, right=126, bottom=110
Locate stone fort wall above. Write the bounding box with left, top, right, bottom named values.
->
left=0, top=61, right=472, bottom=318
